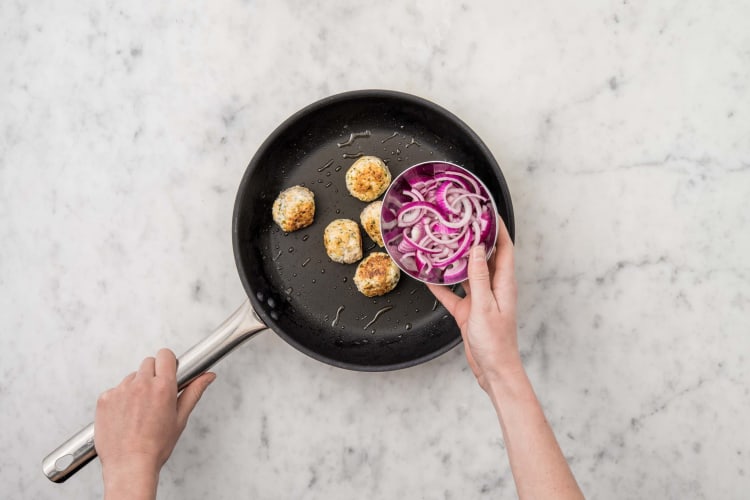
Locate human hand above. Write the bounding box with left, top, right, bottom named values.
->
left=94, top=348, right=215, bottom=499
left=427, top=218, right=520, bottom=392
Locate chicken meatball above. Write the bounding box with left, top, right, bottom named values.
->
left=272, top=186, right=315, bottom=233
left=354, top=252, right=400, bottom=297
left=360, top=200, right=384, bottom=247
left=345, top=156, right=391, bottom=202
left=324, top=219, right=362, bottom=264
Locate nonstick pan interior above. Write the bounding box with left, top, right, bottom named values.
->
left=233, top=90, right=514, bottom=371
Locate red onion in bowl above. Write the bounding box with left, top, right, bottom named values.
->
left=381, top=162, right=499, bottom=285
left=443, top=259, right=468, bottom=283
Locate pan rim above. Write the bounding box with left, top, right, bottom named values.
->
left=232, top=89, right=514, bottom=372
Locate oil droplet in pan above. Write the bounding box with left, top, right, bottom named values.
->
left=381, top=132, right=398, bottom=143
left=331, top=306, right=345, bottom=327
left=317, top=159, right=334, bottom=172
left=363, top=306, right=393, bottom=330
left=336, top=130, right=371, bottom=148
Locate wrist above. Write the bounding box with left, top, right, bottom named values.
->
left=482, top=358, right=532, bottom=405
left=102, top=455, right=160, bottom=500
left=481, top=354, right=524, bottom=389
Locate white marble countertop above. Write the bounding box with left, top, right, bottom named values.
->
left=2, top=1, right=749, bottom=498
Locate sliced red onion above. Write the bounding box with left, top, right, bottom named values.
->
left=409, top=223, right=424, bottom=241
left=472, top=220, right=481, bottom=246
left=444, top=198, right=474, bottom=229
left=381, top=217, right=398, bottom=231
left=479, top=211, right=493, bottom=241
left=384, top=165, right=495, bottom=283
left=433, top=173, right=470, bottom=190
left=436, top=247, right=451, bottom=259
left=383, top=227, right=402, bottom=242
left=435, top=182, right=459, bottom=215
left=430, top=222, right=460, bottom=235
left=415, top=250, right=432, bottom=275
left=402, top=227, right=440, bottom=254
left=450, top=192, right=486, bottom=211
left=441, top=170, right=480, bottom=193
left=443, top=259, right=468, bottom=282
left=408, top=176, right=438, bottom=190
left=400, top=252, right=418, bottom=272
left=418, top=235, right=438, bottom=249
left=431, top=231, right=472, bottom=268
left=382, top=207, right=397, bottom=223
left=397, top=237, right=416, bottom=254
left=396, top=201, right=427, bottom=225
left=424, top=224, right=465, bottom=247
left=403, top=189, right=425, bottom=202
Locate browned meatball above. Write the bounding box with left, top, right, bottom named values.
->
left=345, top=156, right=391, bottom=202
left=272, top=186, right=315, bottom=232
left=354, top=252, right=400, bottom=297
left=324, top=219, right=362, bottom=264
left=360, top=200, right=384, bottom=247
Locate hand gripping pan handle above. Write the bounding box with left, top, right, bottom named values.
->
left=42, top=300, right=267, bottom=483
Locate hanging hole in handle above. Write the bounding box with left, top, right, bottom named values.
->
left=55, top=454, right=74, bottom=471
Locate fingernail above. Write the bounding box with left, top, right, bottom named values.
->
left=206, top=373, right=217, bottom=385
left=471, top=245, right=485, bottom=261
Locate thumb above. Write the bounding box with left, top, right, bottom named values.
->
left=467, top=245, right=493, bottom=308
left=177, top=372, right=216, bottom=428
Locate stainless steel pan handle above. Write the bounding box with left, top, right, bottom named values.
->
left=42, top=300, right=267, bottom=483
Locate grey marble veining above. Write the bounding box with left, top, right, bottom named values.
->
left=1, top=0, right=749, bottom=498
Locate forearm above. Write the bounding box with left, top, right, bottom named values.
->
left=487, top=367, right=584, bottom=500
left=102, top=459, right=159, bottom=500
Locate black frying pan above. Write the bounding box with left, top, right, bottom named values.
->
left=235, top=89, right=514, bottom=369
left=43, top=89, right=514, bottom=482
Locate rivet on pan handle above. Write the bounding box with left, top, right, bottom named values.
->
left=42, top=300, right=268, bottom=483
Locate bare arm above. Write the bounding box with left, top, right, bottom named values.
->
left=428, top=220, right=584, bottom=499
left=94, top=348, right=216, bottom=500
left=487, top=362, right=583, bottom=498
